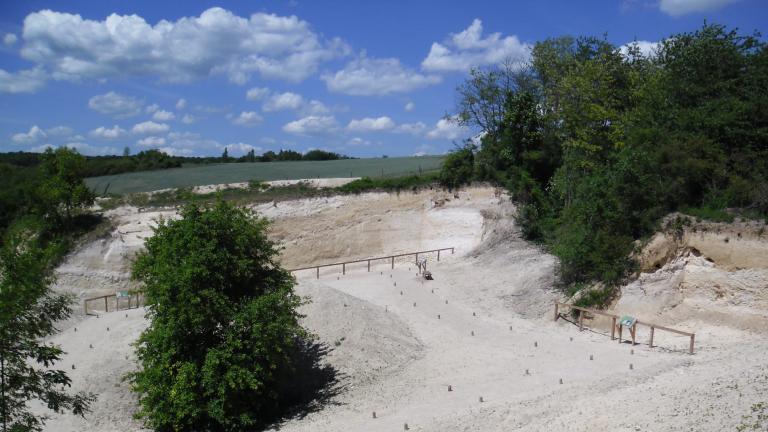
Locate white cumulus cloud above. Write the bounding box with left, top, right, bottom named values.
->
left=0, top=67, right=47, bottom=93
left=231, top=111, right=263, bottom=126
left=396, top=122, right=427, bottom=135
left=620, top=40, right=660, bottom=58
left=262, top=92, right=304, bottom=112
left=3, top=33, right=17, bottom=47
left=246, top=87, right=270, bottom=101
left=422, top=19, right=531, bottom=72
left=282, top=115, right=338, bottom=136
left=323, top=55, right=441, bottom=96
left=89, top=92, right=144, bottom=118
left=404, top=102, right=415, bottom=112
left=152, top=110, right=176, bottom=121
left=346, top=116, right=395, bottom=132
left=137, top=136, right=166, bottom=147
left=175, top=98, right=187, bottom=110
left=426, top=117, right=467, bottom=140
left=11, top=125, right=47, bottom=144
left=131, top=120, right=169, bottom=135
left=46, top=125, right=73, bottom=136
left=20, top=7, right=349, bottom=84
left=89, top=125, right=127, bottom=139
left=181, top=114, right=195, bottom=124
left=659, top=0, right=740, bottom=16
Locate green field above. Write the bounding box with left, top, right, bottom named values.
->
left=85, top=156, right=444, bottom=195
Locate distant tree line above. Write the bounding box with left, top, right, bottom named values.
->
left=0, top=148, right=352, bottom=179
left=440, top=23, right=768, bottom=306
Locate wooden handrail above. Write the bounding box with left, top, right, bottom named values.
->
left=288, top=247, right=455, bottom=277
left=554, top=302, right=696, bottom=354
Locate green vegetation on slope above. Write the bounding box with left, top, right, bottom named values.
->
left=440, top=23, right=768, bottom=306
left=0, top=147, right=97, bottom=431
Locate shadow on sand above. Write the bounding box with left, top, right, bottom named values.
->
left=266, top=339, right=347, bottom=429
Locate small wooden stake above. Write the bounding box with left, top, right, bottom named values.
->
left=479, top=396, right=484, bottom=403
left=437, top=314, right=441, bottom=319
left=471, top=331, right=474, bottom=336
left=559, top=378, right=563, bottom=384
left=534, top=341, right=538, bottom=347
left=404, top=423, right=409, bottom=430
left=630, top=363, right=633, bottom=370
left=448, top=385, right=452, bottom=392
left=372, top=411, right=376, bottom=419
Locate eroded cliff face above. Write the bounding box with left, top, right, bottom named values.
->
left=613, top=214, right=768, bottom=332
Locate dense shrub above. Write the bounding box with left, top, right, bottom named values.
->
left=131, top=201, right=307, bottom=431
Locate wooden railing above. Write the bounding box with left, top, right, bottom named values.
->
left=81, top=248, right=456, bottom=313
left=554, top=302, right=696, bottom=354
left=84, top=292, right=142, bottom=316
left=288, top=247, right=455, bottom=279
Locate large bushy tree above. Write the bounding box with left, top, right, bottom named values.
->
left=445, top=23, right=768, bottom=305
left=131, top=201, right=305, bottom=431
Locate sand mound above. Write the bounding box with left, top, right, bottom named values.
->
left=297, top=279, right=423, bottom=387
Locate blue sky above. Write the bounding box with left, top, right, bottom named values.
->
left=0, top=0, right=765, bottom=158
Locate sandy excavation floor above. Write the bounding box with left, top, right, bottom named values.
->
left=40, top=186, right=768, bottom=431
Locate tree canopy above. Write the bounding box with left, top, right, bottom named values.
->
left=131, top=201, right=306, bottom=431
left=441, top=23, right=768, bottom=305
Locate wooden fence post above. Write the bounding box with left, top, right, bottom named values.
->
left=689, top=334, right=695, bottom=354
left=554, top=302, right=559, bottom=321
left=316, top=267, right=319, bottom=279
left=649, top=327, right=655, bottom=348
left=84, top=300, right=88, bottom=316
left=391, top=256, right=394, bottom=269
left=437, top=250, right=441, bottom=261
left=367, top=260, right=371, bottom=272
left=579, top=312, right=584, bottom=331
left=451, top=247, right=455, bottom=254
left=104, top=296, right=108, bottom=313
left=611, top=317, right=616, bottom=340
left=342, top=263, right=346, bottom=275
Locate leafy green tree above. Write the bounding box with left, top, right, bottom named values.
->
left=131, top=201, right=306, bottom=431
left=36, top=147, right=94, bottom=224
left=0, top=230, right=94, bottom=432
left=439, top=142, right=476, bottom=189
